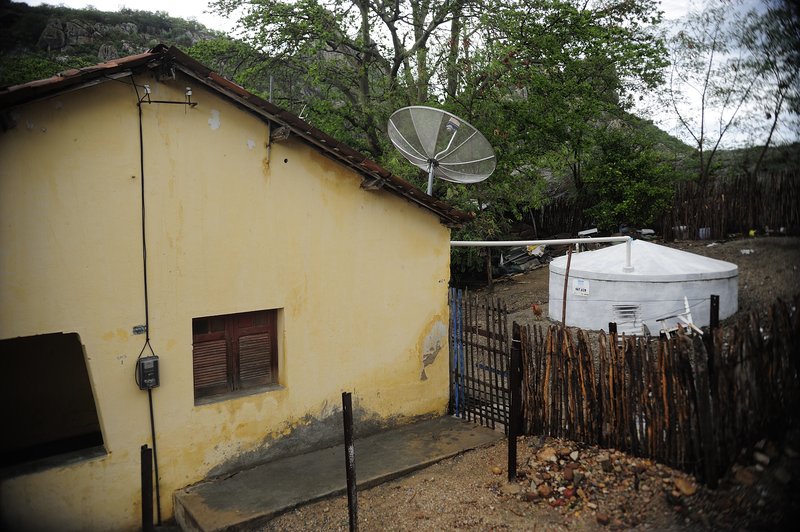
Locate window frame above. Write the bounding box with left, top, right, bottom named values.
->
left=192, top=309, right=279, bottom=402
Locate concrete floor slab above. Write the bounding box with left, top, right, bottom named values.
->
left=173, top=416, right=502, bottom=531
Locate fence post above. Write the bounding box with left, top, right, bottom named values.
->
left=141, top=444, right=154, bottom=532
left=691, top=334, right=718, bottom=488
left=709, top=295, right=720, bottom=330
left=704, top=295, right=720, bottom=395
left=508, top=323, right=522, bottom=482
left=561, top=248, right=573, bottom=325
left=342, top=392, right=358, bottom=532
left=449, top=288, right=456, bottom=416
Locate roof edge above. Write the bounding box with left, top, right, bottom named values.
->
left=0, top=44, right=473, bottom=228
left=158, top=46, right=472, bottom=227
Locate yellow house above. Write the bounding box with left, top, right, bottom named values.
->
left=0, top=45, right=470, bottom=531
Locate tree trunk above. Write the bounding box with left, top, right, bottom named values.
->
left=356, top=0, right=381, bottom=157
left=446, top=7, right=462, bottom=99
left=411, top=0, right=430, bottom=102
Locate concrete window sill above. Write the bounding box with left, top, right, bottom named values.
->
left=194, top=384, right=284, bottom=407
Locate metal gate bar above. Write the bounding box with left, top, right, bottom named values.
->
left=449, top=288, right=510, bottom=432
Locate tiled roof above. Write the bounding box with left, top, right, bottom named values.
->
left=0, top=45, right=473, bottom=227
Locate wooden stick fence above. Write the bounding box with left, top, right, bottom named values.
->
left=525, top=170, right=799, bottom=240
left=664, top=170, right=799, bottom=240
left=519, top=295, right=800, bottom=484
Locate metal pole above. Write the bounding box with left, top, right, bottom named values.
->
left=707, top=294, right=720, bottom=405
left=426, top=161, right=435, bottom=196
left=141, top=445, right=154, bottom=532
left=508, top=323, right=522, bottom=482
left=342, top=392, right=358, bottom=532
left=450, top=236, right=634, bottom=272
left=147, top=388, right=162, bottom=525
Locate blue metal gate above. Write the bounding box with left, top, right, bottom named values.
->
left=449, top=288, right=511, bottom=432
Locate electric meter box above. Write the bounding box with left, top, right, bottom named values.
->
left=136, top=355, right=160, bottom=390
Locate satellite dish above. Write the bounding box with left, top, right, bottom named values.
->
left=388, top=106, right=496, bottom=196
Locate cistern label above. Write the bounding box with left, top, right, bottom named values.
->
left=573, top=278, right=590, bottom=296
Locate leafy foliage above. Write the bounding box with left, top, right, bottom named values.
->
left=207, top=0, right=680, bottom=273
left=210, top=0, right=469, bottom=158
left=475, top=0, right=668, bottom=187
left=440, top=0, right=674, bottom=261
left=186, top=38, right=274, bottom=99
left=583, top=125, right=681, bottom=231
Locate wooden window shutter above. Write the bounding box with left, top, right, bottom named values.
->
left=193, top=339, right=229, bottom=398
left=238, top=332, right=273, bottom=387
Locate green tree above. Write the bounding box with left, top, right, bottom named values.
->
left=438, top=1, right=668, bottom=274
left=186, top=38, right=274, bottom=97
left=210, top=0, right=471, bottom=157
left=583, top=125, right=678, bottom=231
left=444, top=1, right=667, bottom=231
left=211, top=0, right=670, bottom=277
left=0, top=54, right=63, bottom=86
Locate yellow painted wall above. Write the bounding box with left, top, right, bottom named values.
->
left=0, top=71, right=452, bottom=530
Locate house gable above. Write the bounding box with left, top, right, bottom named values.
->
left=0, top=44, right=472, bottom=228
left=0, top=45, right=456, bottom=530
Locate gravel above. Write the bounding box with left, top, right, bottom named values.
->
left=263, top=431, right=799, bottom=530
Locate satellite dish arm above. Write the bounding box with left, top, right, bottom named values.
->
left=440, top=153, right=496, bottom=166
left=436, top=129, right=479, bottom=161
left=435, top=128, right=464, bottom=160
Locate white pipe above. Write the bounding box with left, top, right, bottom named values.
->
left=450, top=236, right=635, bottom=272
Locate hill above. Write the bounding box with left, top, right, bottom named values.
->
left=712, top=142, right=800, bottom=176
left=0, top=0, right=219, bottom=87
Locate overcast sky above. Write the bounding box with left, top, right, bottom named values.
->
left=26, top=1, right=698, bottom=31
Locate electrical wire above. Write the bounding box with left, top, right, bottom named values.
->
left=129, top=73, right=198, bottom=525
left=132, top=75, right=161, bottom=526
left=132, top=79, right=154, bottom=360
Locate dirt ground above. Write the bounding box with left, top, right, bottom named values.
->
left=263, top=237, right=800, bottom=531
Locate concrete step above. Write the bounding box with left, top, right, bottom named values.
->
left=173, top=416, right=503, bottom=531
